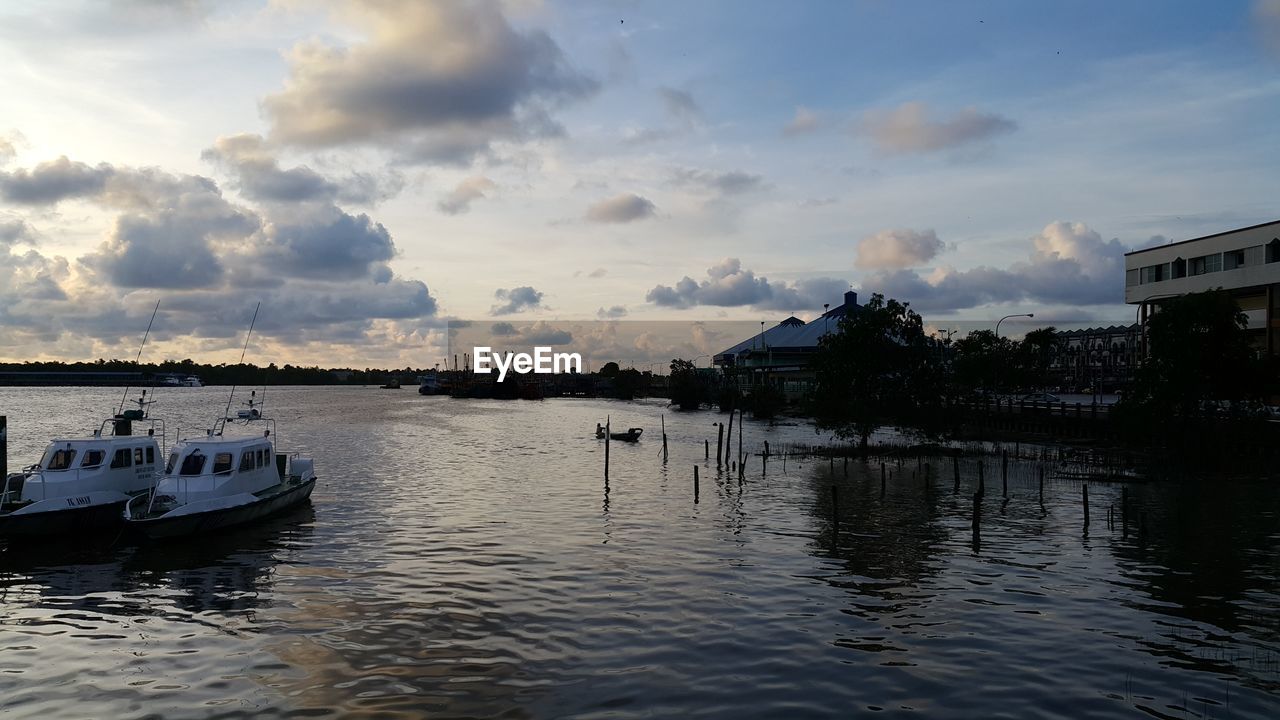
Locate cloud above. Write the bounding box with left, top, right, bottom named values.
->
left=856, top=228, right=945, bottom=269
left=646, top=258, right=849, bottom=311
left=475, top=319, right=571, bottom=345
left=586, top=193, right=656, bottom=223
left=861, top=102, right=1016, bottom=154
left=672, top=168, right=765, bottom=195
left=0, top=156, right=114, bottom=204
left=262, top=0, right=598, bottom=164
left=202, top=134, right=403, bottom=204
left=783, top=106, right=821, bottom=136
left=437, top=176, right=496, bottom=215
left=0, top=217, right=35, bottom=246
left=867, top=221, right=1125, bottom=312
left=0, top=131, right=24, bottom=165
left=596, top=305, right=627, bottom=319
left=658, top=87, right=701, bottom=125
left=490, top=285, right=544, bottom=315
left=252, top=208, right=396, bottom=281
left=588, top=267, right=607, bottom=278
left=1258, top=0, right=1280, bottom=54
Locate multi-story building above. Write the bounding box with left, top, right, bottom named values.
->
left=1125, top=219, right=1280, bottom=354
left=1049, top=324, right=1140, bottom=391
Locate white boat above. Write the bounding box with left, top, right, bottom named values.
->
left=124, top=393, right=316, bottom=539
left=1, top=395, right=164, bottom=537
left=180, top=375, right=202, bottom=387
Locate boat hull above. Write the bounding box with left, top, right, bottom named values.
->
left=0, top=495, right=132, bottom=538
left=128, top=478, right=316, bottom=540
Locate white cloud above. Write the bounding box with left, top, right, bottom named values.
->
left=856, top=228, right=945, bottom=269
left=861, top=101, right=1016, bottom=154
left=646, top=258, right=848, bottom=311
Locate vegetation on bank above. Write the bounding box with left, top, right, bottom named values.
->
left=0, top=359, right=422, bottom=386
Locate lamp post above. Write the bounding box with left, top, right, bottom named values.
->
left=993, top=313, right=1033, bottom=397
left=1135, top=293, right=1180, bottom=361
left=995, top=313, right=1034, bottom=338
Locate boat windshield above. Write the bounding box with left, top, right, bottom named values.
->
left=43, top=448, right=77, bottom=471
left=179, top=452, right=207, bottom=476
left=166, top=451, right=179, bottom=474
left=80, top=449, right=105, bottom=468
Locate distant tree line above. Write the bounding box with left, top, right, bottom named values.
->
left=0, top=358, right=430, bottom=386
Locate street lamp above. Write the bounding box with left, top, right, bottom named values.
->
left=995, top=313, right=1034, bottom=338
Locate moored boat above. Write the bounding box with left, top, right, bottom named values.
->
left=123, top=393, right=316, bottom=539
left=595, top=424, right=643, bottom=442
left=1, top=395, right=164, bottom=538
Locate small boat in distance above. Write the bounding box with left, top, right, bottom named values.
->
left=158, top=374, right=202, bottom=387
left=595, top=424, right=643, bottom=442
left=1, top=393, right=164, bottom=537
left=123, top=391, right=316, bottom=539
left=381, top=379, right=401, bottom=389
left=417, top=371, right=450, bottom=395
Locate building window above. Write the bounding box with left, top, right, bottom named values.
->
left=1268, top=239, right=1280, bottom=264
left=1171, top=257, right=1186, bottom=278
left=1224, top=249, right=1246, bottom=270
left=1140, top=264, right=1166, bottom=283
left=1189, top=253, right=1222, bottom=276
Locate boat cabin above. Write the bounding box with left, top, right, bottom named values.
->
left=12, top=435, right=161, bottom=503
left=156, top=435, right=283, bottom=505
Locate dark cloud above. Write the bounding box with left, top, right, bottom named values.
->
left=672, top=168, right=765, bottom=195
left=586, top=193, right=656, bottom=223
left=255, top=209, right=396, bottom=281
left=596, top=305, right=627, bottom=319
left=490, top=285, right=544, bottom=315
left=658, top=87, right=701, bottom=125
left=0, top=217, right=35, bottom=246
left=203, top=134, right=402, bottom=204
left=861, top=102, right=1016, bottom=154
left=867, top=221, right=1124, bottom=311
left=437, top=176, right=496, bottom=215
left=646, top=258, right=849, bottom=312
left=262, top=0, right=598, bottom=165
left=0, top=156, right=113, bottom=204
left=856, top=228, right=945, bottom=269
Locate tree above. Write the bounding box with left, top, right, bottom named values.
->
left=812, top=293, right=944, bottom=451
left=599, top=361, right=621, bottom=378
left=951, top=329, right=1015, bottom=395
left=1120, top=290, right=1266, bottom=420
left=1014, top=327, right=1058, bottom=390
left=669, top=358, right=708, bottom=410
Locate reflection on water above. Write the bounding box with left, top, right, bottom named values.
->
left=0, top=387, right=1276, bottom=718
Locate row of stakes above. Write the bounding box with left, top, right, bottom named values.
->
left=604, top=415, right=1144, bottom=540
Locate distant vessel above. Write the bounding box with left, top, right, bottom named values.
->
left=595, top=424, right=643, bottom=442
left=1, top=394, right=164, bottom=537
left=381, top=379, right=401, bottom=389
left=158, top=374, right=202, bottom=387
left=417, top=371, right=450, bottom=395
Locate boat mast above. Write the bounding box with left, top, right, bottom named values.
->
left=220, top=302, right=261, bottom=433
left=118, top=299, right=161, bottom=417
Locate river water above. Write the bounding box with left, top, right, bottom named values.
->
left=0, top=386, right=1276, bottom=718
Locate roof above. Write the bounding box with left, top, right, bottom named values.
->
left=715, top=301, right=860, bottom=361
left=1124, top=219, right=1280, bottom=257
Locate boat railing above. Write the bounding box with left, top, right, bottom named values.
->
left=96, top=417, right=167, bottom=454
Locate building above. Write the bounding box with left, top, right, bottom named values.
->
left=1125, top=220, right=1280, bottom=354
left=1049, top=324, right=1140, bottom=391
left=714, top=290, right=861, bottom=397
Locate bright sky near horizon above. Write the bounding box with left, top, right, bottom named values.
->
left=1, top=0, right=1277, bottom=366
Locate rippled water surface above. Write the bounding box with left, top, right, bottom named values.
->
left=1, top=386, right=1277, bottom=718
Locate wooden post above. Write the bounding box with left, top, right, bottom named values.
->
left=604, top=416, right=610, bottom=481
left=762, top=451, right=767, bottom=476
left=831, top=485, right=840, bottom=529
left=737, top=409, right=743, bottom=472
left=978, top=460, right=985, bottom=496
left=716, top=423, right=724, bottom=469
left=844, top=455, right=848, bottom=478
left=972, top=491, right=981, bottom=530
left=705, top=439, right=709, bottom=460
left=764, top=441, right=770, bottom=457
left=0, top=415, right=6, bottom=484
left=694, top=465, right=700, bottom=503
left=1001, top=450, right=1008, bottom=498
left=725, top=406, right=735, bottom=466
left=880, top=462, right=886, bottom=496
left=1082, top=483, right=1090, bottom=526
left=1038, top=465, right=1044, bottom=503
left=1121, top=486, right=1129, bottom=538
left=952, top=455, right=960, bottom=493
left=661, top=415, right=668, bottom=464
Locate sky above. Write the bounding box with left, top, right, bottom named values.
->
left=1, top=0, right=1278, bottom=367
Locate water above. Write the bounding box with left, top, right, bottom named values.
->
left=0, top=386, right=1277, bottom=718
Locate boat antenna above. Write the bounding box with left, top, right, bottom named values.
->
left=119, top=299, right=161, bottom=416
left=221, top=302, right=261, bottom=429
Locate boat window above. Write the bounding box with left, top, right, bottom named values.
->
left=46, top=448, right=77, bottom=471
left=80, top=449, right=105, bottom=468
left=212, top=453, right=234, bottom=475
left=180, top=452, right=206, bottom=476
left=146, top=446, right=155, bottom=464
left=111, top=448, right=132, bottom=469
left=256, top=449, right=265, bottom=468
left=239, top=451, right=255, bottom=472
left=166, top=452, right=179, bottom=474
left=134, top=448, right=144, bottom=465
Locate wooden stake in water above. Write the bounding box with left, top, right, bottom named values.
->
left=1001, top=450, right=1008, bottom=498
left=694, top=464, right=699, bottom=503
left=737, top=409, right=744, bottom=472
left=880, top=462, right=886, bottom=496
left=604, top=416, right=610, bottom=481
left=661, top=414, right=668, bottom=464
left=1038, top=465, right=1044, bottom=503
left=978, top=460, right=986, bottom=497
left=953, top=455, right=960, bottom=493
left=716, top=423, right=724, bottom=469
left=972, top=491, right=982, bottom=530
left=725, top=405, right=735, bottom=466
left=831, top=485, right=840, bottom=530
left=1082, top=483, right=1090, bottom=526
left=0, top=415, right=7, bottom=484
left=705, top=439, right=710, bottom=460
